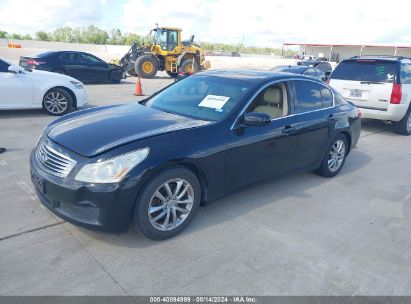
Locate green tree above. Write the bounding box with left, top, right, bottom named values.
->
left=81, top=25, right=109, bottom=45
left=109, top=28, right=123, bottom=45
left=36, top=31, right=50, bottom=41
left=52, top=26, right=81, bottom=43
left=10, top=33, right=23, bottom=40
left=22, top=34, right=32, bottom=40
left=122, top=33, right=142, bottom=46
left=0, top=30, right=7, bottom=38
left=199, top=41, right=296, bottom=56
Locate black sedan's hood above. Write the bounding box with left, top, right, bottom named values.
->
left=47, top=103, right=210, bottom=157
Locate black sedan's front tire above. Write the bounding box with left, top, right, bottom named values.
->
left=317, top=133, right=348, bottom=178
left=134, top=167, right=201, bottom=240
left=109, top=70, right=123, bottom=84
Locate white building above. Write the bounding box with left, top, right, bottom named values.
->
left=282, top=43, right=411, bottom=62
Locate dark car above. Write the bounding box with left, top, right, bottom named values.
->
left=271, top=65, right=327, bottom=81
left=297, top=60, right=333, bottom=78
left=19, top=51, right=125, bottom=83
left=30, top=70, right=361, bottom=240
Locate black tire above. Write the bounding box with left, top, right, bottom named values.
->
left=166, top=71, right=178, bottom=78
left=317, top=133, right=348, bottom=178
left=179, top=58, right=199, bottom=74
left=134, top=167, right=201, bottom=240
left=42, top=88, right=73, bottom=116
left=135, top=55, right=158, bottom=78
left=109, top=70, right=122, bottom=84
left=52, top=69, right=66, bottom=75
left=393, top=106, right=411, bottom=135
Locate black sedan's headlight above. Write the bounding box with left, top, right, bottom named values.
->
left=75, top=148, right=149, bottom=183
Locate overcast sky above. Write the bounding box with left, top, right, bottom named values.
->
left=0, top=0, right=410, bottom=47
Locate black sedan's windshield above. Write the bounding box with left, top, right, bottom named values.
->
left=145, top=75, right=253, bottom=121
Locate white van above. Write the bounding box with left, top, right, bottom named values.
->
left=329, top=56, right=411, bottom=135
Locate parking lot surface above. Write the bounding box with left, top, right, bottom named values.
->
left=1, top=72, right=411, bottom=295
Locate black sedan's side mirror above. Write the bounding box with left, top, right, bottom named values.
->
left=244, top=112, right=271, bottom=127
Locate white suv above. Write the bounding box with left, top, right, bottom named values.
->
left=329, top=56, right=411, bottom=135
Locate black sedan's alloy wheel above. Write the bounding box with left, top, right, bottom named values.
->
left=317, top=133, right=348, bottom=177
left=134, top=167, right=201, bottom=240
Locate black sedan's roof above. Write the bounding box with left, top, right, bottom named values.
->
left=197, top=69, right=313, bottom=83
left=271, top=65, right=309, bottom=74
left=31, top=50, right=86, bottom=58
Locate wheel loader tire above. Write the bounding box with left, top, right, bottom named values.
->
left=135, top=55, right=158, bottom=78
left=179, top=59, right=199, bottom=74
left=127, top=69, right=137, bottom=76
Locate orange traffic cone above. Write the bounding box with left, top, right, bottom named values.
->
left=134, top=76, right=143, bottom=96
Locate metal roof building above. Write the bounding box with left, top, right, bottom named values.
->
left=282, top=43, right=411, bottom=62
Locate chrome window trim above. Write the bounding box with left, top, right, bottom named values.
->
left=230, top=78, right=336, bottom=130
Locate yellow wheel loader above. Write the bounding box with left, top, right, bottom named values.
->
left=120, top=25, right=210, bottom=78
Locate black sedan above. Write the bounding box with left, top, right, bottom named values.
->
left=30, top=70, right=361, bottom=240
left=297, top=60, right=333, bottom=78
left=20, top=51, right=125, bottom=83
left=271, top=65, right=327, bottom=81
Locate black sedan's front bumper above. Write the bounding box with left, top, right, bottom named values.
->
left=30, top=150, right=140, bottom=233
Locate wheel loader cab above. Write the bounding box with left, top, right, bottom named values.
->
left=153, top=27, right=181, bottom=54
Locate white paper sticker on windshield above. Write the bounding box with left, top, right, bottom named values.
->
left=198, top=95, right=230, bottom=110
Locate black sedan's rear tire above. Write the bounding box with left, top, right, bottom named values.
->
left=52, top=69, right=66, bottom=75
left=317, top=134, right=348, bottom=178
left=42, top=88, right=72, bottom=116
left=134, top=167, right=201, bottom=240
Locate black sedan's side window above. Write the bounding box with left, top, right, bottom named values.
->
left=81, top=54, right=104, bottom=64
left=60, top=53, right=79, bottom=64
left=248, top=83, right=289, bottom=119
left=291, top=80, right=323, bottom=114
left=0, top=60, right=10, bottom=73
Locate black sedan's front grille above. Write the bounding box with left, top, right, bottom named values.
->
left=35, top=189, right=101, bottom=226
left=35, top=142, right=76, bottom=178
left=57, top=201, right=100, bottom=225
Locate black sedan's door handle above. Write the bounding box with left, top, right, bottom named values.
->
left=282, top=125, right=297, bottom=135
